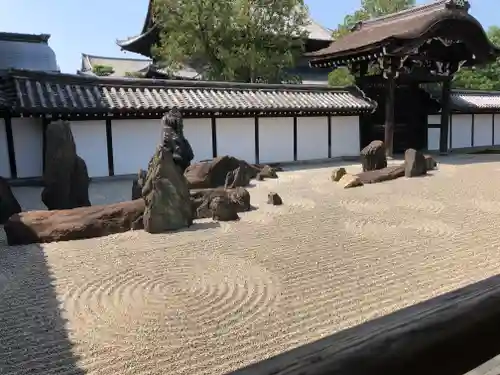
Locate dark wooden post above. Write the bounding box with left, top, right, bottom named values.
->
left=439, top=78, right=451, bottom=154
left=384, top=72, right=396, bottom=158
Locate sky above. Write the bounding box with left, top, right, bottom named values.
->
left=0, top=0, right=496, bottom=73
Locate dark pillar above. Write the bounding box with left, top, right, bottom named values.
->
left=439, top=79, right=451, bottom=154
left=384, top=73, right=396, bottom=158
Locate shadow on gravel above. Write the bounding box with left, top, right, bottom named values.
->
left=0, top=243, right=84, bottom=374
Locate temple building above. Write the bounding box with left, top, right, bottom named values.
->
left=308, top=0, right=500, bottom=156
left=115, top=0, right=333, bottom=84
left=0, top=32, right=59, bottom=72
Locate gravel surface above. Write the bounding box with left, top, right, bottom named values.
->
left=1, top=155, right=500, bottom=375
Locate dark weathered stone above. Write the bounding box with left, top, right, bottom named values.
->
left=4, top=200, right=145, bottom=245
left=267, top=192, right=283, bottom=205
left=131, top=169, right=147, bottom=200
left=339, top=174, right=364, bottom=188
left=193, top=187, right=251, bottom=219
left=405, top=148, right=427, bottom=177
left=224, top=165, right=252, bottom=189
left=0, top=177, right=21, bottom=224
left=210, top=196, right=239, bottom=221
left=424, top=155, right=437, bottom=171
left=255, top=173, right=264, bottom=181
left=69, top=156, right=91, bottom=208
left=331, top=167, right=347, bottom=182
left=259, top=165, right=278, bottom=179
left=41, top=120, right=91, bottom=210
left=161, top=109, right=194, bottom=173
left=142, top=145, right=193, bottom=233
left=361, top=140, right=387, bottom=172
left=357, top=165, right=405, bottom=184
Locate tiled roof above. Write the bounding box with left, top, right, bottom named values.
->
left=80, top=54, right=152, bottom=77
left=0, top=69, right=375, bottom=115
left=450, top=91, right=500, bottom=112
left=308, top=0, right=500, bottom=66
left=426, top=88, right=500, bottom=113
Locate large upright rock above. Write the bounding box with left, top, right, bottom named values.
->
left=405, top=148, right=427, bottom=177
left=41, top=121, right=90, bottom=210
left=0, top=177, right=21, bottom=224
left=142, top=146, right=193, bottom=233
left=361, top=140, right=387, bottom=172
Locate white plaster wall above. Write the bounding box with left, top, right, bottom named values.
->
left=112, top=119, right=163, bottom=175
left=259, top=117, right=294, bottom=163
left=11, top=117, right=43, bottom=178
left=183, top=118, right=213, bottom=162
left=494, top=114, right=500, bottom=145
left=427, top=115, right=441, bottom=125
left=451, top=114, right=472, bottom=149
left=331, top=116, right=360, bottom=157
left=427, top=115, right=453, bottom=150
left=216, top=118, right=255, bottom=163
left=70, top=120, right=109, bottom=177
left=473, top=114, right=493, bottom=147
left=427, top=128, right=440, bottom=151
left=0, top=119, right=10, bottom=178
left=296, top=117, right=329, bottom=160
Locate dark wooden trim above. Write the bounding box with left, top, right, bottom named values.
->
left=427, top=124, right=441, bottom=129
left=4, top=116, right=17, bottom=178
left=493, top=114, right=495, bottom=145
left=293, top=116, right=298, bottom=161
left=105, top=118, right=114, bottom=176
left=439, top=79, right=451, bottom=154
left=449, top=113, right=453, bottom=150
left=471, top=113, right=475, bottom=147
left=211, top=116, right=217, bottom=158
left=42, top=117, right=50, bottom=172
left=327, top=116, right=332, bottom=158
left=384, top=73, right=396, bottom=157
left=254, top=117, right=260, bottom=164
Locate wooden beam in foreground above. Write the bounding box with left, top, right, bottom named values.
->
left=229, top=274, right=500, bottom=375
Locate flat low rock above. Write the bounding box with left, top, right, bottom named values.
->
left=357, top=165, right=405, bottom=184
left=4, top=199, right=145, bottom=245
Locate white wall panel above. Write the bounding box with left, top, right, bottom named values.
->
left=11, top=117, right=43, bottom=178
left=494, top=114, right=500, bottom=145
left=427, top=115, right=441, bottom=125
left=70, top=120, right=109, bottom=177
left=331, top=116, right=360, bottom=157
left=427, top=128, right=440, bottom=151
left=215, top=118, right=255, bottom=163
left=183, top=118, right=213, bottom=162
left=451, top=114, right=472, bottom=149
left=473, top=114, right=493, bottom=147
left=0, top=119, right=10, bottom=178
left=258, top=117, right=294, bottom=163
left=112, top=119, right=163, bottom=175
left=296, top=117, right=329, bottom=160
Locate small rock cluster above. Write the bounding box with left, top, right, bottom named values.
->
left=331, top=140, right=437, bottom=189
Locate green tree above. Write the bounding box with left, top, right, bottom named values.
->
left=152, top=0, right=309, bottom=83
left=453, top=26, right=500, bottom=90
left=92, top=65, right=114, bottom=76
left=328, top=0, right=415, bottom=86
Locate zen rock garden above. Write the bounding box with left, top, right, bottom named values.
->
left=332, top=140, right=437, bottom=188
left=0, top=110, right=283, bottom=245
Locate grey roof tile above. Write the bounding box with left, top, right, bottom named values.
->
left=1, top=70, right=375, bottom=115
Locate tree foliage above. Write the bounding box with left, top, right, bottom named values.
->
left=92, top=65, right=114, bottom=76
left=329, top=0, right=415, bottom=86
left=152, top=0, right=309, bottom=83
left=453, top=26, right=500, bottom=90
